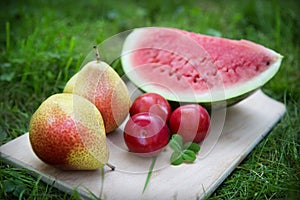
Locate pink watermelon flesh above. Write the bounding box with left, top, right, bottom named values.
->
left=121, top=27, right=282, bottom=103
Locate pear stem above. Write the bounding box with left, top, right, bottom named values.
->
left=93, top=45, right=101, bottom=63
left=106, top=163, right=115, bottom=171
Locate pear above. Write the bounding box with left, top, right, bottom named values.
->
left=64, top=46, right=130, bottom=133
left=29, top=93, right=114, bottom=170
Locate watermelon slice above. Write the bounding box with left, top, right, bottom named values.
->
left=121, top=27, right=283, bottom=104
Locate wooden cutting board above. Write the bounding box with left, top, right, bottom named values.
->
left=0, top=90, right=285, bottom=200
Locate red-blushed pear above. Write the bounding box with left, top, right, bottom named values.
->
left=64, top=46, right=130, bottom=133
left=29, top=93, right=114, bottom=170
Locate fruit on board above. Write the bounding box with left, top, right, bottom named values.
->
left=64, top=46, right=130, bottom=133
left=29, top=93, right=110, bottom=170
left=169, top=104, right=210, bottom=143
left=121, top=27, right=283, bottom=105
left=130, top=92, right=172, bottom=122
left=123, top=112, right=170, bottom=157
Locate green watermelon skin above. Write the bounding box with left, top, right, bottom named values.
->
left=121, top=27, right=283, bottom=104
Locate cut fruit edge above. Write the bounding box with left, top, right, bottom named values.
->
left=121, top=27, right=283, bottom=103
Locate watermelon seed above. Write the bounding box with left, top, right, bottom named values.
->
left=222, top=67, right=228, bottom=72
left=193, top=74, right=200, bottom=83
left=200, top=57, right=207, bottom=63
left=168, top=68, right=177, bottom=76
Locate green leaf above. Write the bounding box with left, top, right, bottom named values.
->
left=3, top=180, right=15, bottom=193
left=169, top=134, right=183, bottom=151
left=182, top=150, right=196, bottom=162
left=172, top=134, right=183, bottom=145
left=170, top=152, right=184, bottom=165
left=169, top=138, right=182, bottom=152
left=168, top=135, right=200, bottom=165
left=183, top=142, right=200, bottom=153
left=0, top=72, right=15, bottom=82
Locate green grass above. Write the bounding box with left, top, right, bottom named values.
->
left=0, top=0, right=299, bottom=199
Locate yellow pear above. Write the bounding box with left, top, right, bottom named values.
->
left=29, top=93, right=113, bottom=170
left=64, top=46, right=130, bottom=133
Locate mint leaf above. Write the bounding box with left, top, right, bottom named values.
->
left=183, top=142, right=200, bottom=153
left=170, top=152, right=183, bottom=165
left=171, top=134, right=183, bottom=147
left=169, top=138, right=182, bottom=152
left=182, top=149, right=196, bottom=162
left=169, top=134, right=200, bottom=166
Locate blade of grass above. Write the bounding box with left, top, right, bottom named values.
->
left=70, top=188, right=81, bottom=200
left=142, top=156, right=157, bottom=194
left=275, top=3, right=281, bottom=49
left=64, top=57, right=73, bottom=82
left=6, top=21, right=10, bottom=52
left=68, top=37, right=76, bottom=56
left=100, top=167, right=105, bottom=199
left=27, top=175, right=42, bottom=199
